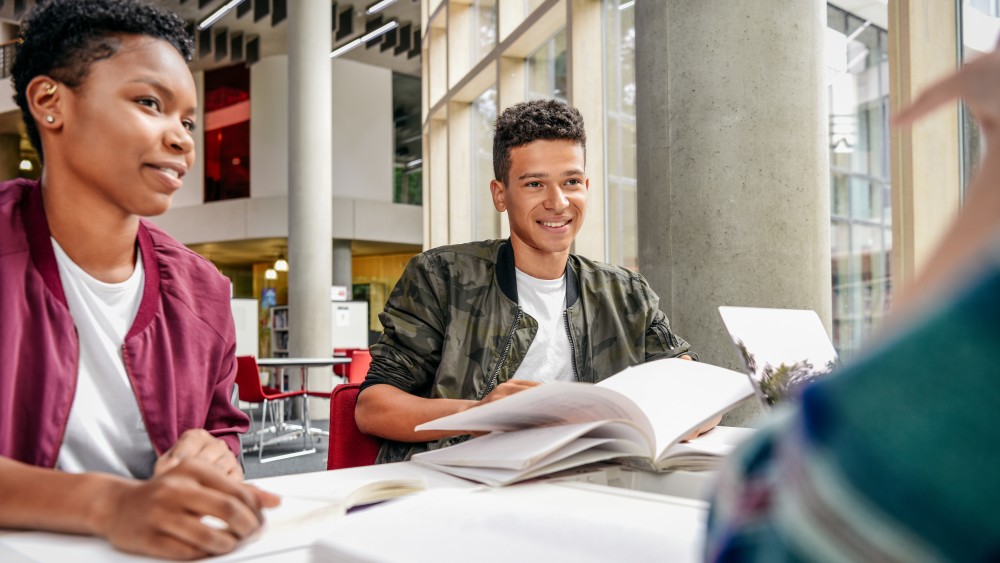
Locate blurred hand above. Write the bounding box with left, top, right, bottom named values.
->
left=97, top=459, right=281, bottom=560
left=894, top=37, right=1000, bottom=137
left=680, top=415, right=722, bottom=442
left=478, top=379, right=542, bottom=406
left=891, top=38, right=1000, bottom=311
left=155, top=429, right=242, bottom=482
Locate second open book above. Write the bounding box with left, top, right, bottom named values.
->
left=412, top=358, right=755, bottom=486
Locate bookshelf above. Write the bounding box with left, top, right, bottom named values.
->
left=269, top=305, right=289, bottom=357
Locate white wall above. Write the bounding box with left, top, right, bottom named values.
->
left=153, top=55, right=414, bottom=246
left=250, top=55, right=289, bottom=199
left=331, top=58, right=394, bottom=202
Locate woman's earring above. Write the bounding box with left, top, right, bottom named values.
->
left=45, top=83, right=57, bottom=96
left=45, top=115, right=55, bottom=124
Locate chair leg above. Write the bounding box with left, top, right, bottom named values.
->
left=301, top=394, right=315, bottom=451
left=258, top=398, right=269, bottom=462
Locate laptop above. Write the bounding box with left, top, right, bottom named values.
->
left=717, top=306, right=839, bottom=408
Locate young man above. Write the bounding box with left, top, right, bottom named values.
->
left=356, top=100, right=703, bottom=463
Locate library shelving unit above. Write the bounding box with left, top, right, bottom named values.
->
left=269, top=306, right=289, bottom=358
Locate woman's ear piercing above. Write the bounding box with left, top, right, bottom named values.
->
left=45, top=115, right=55, bottom=124
left=45, top=84, right=57, bottom=96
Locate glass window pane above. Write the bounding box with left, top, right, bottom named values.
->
left=603, top=0, right=637, bottom=270
left=960, top=5, right=1000, bottom=190
left=472, top=86, right=499, bottom=240
left=473, top=0, right=497, bottom=62
left=827, top=4, right=891, bottom=359
left=527, top=28, right=567, bottom=102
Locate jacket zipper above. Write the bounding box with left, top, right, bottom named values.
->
left=52, top=328, right=81, bottom=468
left=478, top=307, right=523, bottom=400
left=563, top=310, right=580, bottom=382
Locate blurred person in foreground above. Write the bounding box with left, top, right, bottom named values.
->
left=0, top=0, right=278, bottom=559
left=705, top=39, right=1000, bottom=562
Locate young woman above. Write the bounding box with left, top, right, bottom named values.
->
left=0, top=0, right=277, bottom=558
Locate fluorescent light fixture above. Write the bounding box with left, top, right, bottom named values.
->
left=330, top=20, right=399, bottom=58
left=330, top=37, right=363, bottom=59
left=847, top=48, right=870, bottom=70
left=366, top=0, right=399, bottom=15
left=197, top=0, right=245, bottom=31
left=618, top=0, right=635, bottom=10
left=265, top=268, right=278, bottom=280
left=845, top=20, right=872, bottom=43
left=405, top=158, right=422, bottom=169
left=18, top=159, right=32, bottom=172
left=274, top=254, right=289, bottom=272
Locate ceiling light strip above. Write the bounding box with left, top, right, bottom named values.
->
left=198, top=0, right=246, bottom=31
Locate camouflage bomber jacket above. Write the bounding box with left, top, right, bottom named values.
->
left=362, top=239, right=694, bottom=463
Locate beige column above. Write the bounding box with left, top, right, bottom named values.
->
left=888, top=1, right=960, bottom=291
left=566, top=0, right=605, bottom=261
left=0, top=134, right=21, bottom=181
left=287, top=0, right=332, bottom=408
left=635, top=0, right=831, bottom=424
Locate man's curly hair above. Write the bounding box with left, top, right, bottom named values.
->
left=492, top=99, right=586, bottom=185
left=12, top=0, right=193, bottom=160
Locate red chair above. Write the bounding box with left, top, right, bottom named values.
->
left=235, top=356, right=315, bottom=463
left=333, top=348, right=351, bottom=378
left=346, top=349, right=373, bottom=384
left=327, top=383, right=382, bottom=470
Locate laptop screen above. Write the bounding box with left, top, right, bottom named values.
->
left=718, top=306, right=839, bottom=408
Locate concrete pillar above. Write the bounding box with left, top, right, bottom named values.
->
left=332, top=238, right=352, bottom=290
left=287, top=1, right=333, bottom=397
left=636, top=1, right=831, bottom=425
left=0, top=134, right=21, bottom=181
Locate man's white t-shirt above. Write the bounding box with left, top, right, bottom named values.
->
left=511, top=268, right=574, bottom=382
left=51, top=238, right=157, bottom=479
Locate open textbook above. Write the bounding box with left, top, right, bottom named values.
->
left=412, top=358, right=755, bottom=486
left=0, top=473, right=427, bottom=562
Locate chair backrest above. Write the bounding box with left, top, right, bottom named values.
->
left=327, top=383, right=381, bottom=470
left=333, top=348, right=351, bottom=377
left=346, top=349, right=373, bottom=384
left=235, top=356, right=268, bottom=403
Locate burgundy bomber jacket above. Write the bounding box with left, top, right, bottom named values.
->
left=0, top=178, right=248, bottom=468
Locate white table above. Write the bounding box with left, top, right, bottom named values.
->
left=254, top=357, right=352, bottom=445
left=0, top=462, right=715, bottom=562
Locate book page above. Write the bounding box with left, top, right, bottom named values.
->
left=418, top=443, right=640, bottom=486
left=312, top=486, right=707, bottom=562
left=412, top=420, right=650, bottom=470
left=415, top=381, right=654, bottom=440
left=594, top=359, right=753, bottom=461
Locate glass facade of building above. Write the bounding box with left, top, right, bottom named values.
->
left=602, top=0, right=638, bottom=270
left=472, top=86, right=500, bottom=240
left=826, top=5, right=891, bottom=359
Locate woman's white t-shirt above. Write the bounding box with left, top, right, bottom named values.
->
left=51, top=238, right=156, bottom=479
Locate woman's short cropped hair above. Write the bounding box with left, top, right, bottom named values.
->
left=12, top=0, right=193, bottom=159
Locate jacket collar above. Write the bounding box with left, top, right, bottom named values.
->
left=23, top=180, right=161, bottom=337
left=495, top=238, right=580, bottom=308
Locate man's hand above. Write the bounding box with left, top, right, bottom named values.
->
left=154, top=429, right=242, bottom=482
left=476, top=379, right=541, bottom=406
left=95, top=459, right=281, bottom=560
left=681, top=415, right=722, bottom=442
